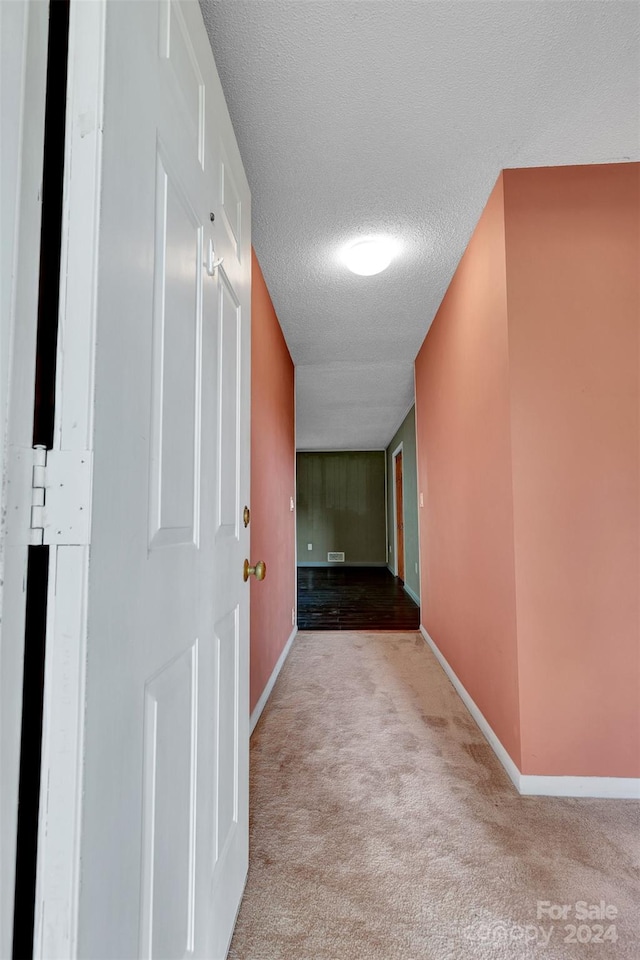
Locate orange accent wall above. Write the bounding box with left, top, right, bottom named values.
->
left=250, top=249, right=296, bottom=715
left=415, top=174, right=522, bottom=766
left=504, top=164, right=639, bottom=776
left=415, top=163, right=640, bottom=778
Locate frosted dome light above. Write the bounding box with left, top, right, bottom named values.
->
left=342, top=237, right=398, bottom=276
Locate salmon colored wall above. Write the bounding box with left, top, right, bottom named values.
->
left=415, top=163, right=640, bottom=779
left=415, top=174, right=522, bottom=766
left=250, top=250, right=296, bottom=715
left=504, top=164, right=640, bottom=777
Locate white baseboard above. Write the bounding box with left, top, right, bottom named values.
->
left=386, top=565, right=421, bottom=607
left=419, top=625, right=640, bottom=800
left=297, top=562, right=387, bottom=568
left=419, top=625, right=521, bottom=791
left=250, top=626, right=297, bottom=736
left=403, top=582, right=420, bottom=606
left=518, top=775, right=640, bottom=799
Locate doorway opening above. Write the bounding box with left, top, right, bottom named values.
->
left=392, top=443, right=405, bottom=584
left=295, top=410, right=421, bottom=630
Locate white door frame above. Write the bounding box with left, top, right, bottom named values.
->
left=293, top=366, right=298, bottom=621
left=33, top=2, right=106, bottom=955
left=391, top=441, right=404, bottom=579
left=0, top=1, right=49, bottom=954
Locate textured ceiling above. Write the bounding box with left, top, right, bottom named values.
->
left=200, top=1, right=640, bottom=450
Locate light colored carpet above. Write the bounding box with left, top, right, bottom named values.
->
left=229, top=631, right=640, bottom=960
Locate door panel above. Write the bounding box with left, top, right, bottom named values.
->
left=218, top=277, right=241, bottom=534
left=159, top=0, right=206, bottom=169
left=214, top=609, right=239, bottom=862
left=149, top=143, right=203, bottom=548
left=140, top=642, right=198, bottom=960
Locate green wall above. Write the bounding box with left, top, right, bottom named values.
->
left=386, top=406, right=420, bottom=601
left=296, top=452, right=387, bottom=565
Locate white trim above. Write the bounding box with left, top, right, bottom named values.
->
left=0, top=3, right=49, bottom=954
left=296, top=447, right=386, bottom=453
left=297, top=561, right=387, bottom=568
left=387, top=565, right=421, bottom=607
left=33, top=3, right=107, bottom=956
left=518, top=775, right=640, bottom=800
left=250, top=627, right=297, bottom=735
left=419, top=625, right=640, bottom=800
left=419, top=624, right=521, bottom=791
left=391, top=442, right=404, bottom=579
left=403, top=583, right=420, bottom=606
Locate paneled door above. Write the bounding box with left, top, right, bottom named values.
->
left=33, top=1, right=251, bottom=957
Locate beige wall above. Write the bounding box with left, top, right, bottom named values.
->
left=296, top=452, right=387, bottom=565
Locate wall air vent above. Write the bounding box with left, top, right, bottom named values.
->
left=327, top=552, right=345, bottom=562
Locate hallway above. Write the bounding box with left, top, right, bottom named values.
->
left=231, top=632, right=639, bottom=960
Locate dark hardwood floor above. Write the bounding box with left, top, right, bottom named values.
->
left=297, top=566, right=420, bottom=631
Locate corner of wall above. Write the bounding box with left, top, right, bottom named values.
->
left=499, top=169, right=526, bottom=773
left=503, top=163, right=640, bottom=778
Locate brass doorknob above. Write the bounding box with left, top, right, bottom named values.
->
left=243, top=559, right=266, bottom=582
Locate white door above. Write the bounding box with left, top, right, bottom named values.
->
left=33, top=1, right=251, bottom=957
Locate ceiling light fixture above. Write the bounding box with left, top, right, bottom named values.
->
left=342, top=236, right=398, bottom=276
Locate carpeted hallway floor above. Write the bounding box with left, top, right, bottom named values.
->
left=229, top=632, right=640, bottom=960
